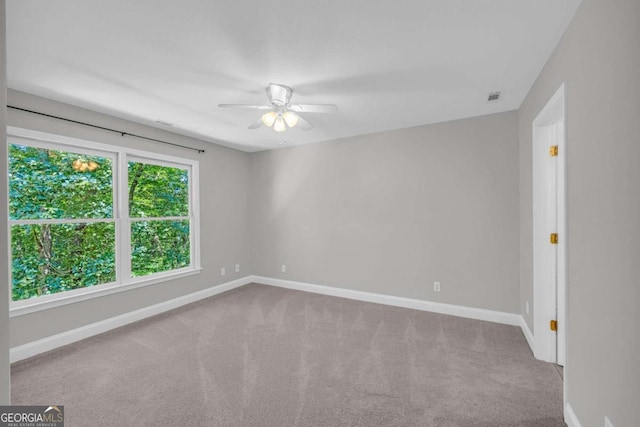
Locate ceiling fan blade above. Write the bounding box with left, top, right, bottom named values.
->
left=218, top=104, right=271, bottom=110
left=248, top=117, right=263, bottom=129
left=289, top=104, right=338, bottom=114
left=295, top=114, right=314, bottom=131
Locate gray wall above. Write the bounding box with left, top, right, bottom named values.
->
left=250, top=112, right=520, bottom=314
left=0, top=0, right=10, bottom=405
left=518, top=0, right=640, bottom=425
left=7, top=90, right=252, bottom=347
left=7, top=1, right=638, bottom=423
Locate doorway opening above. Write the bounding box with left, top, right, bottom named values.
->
left=532, top=84, right=567, bottom=368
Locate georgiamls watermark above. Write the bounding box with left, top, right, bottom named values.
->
left=0, top=406, right=64, bottom=427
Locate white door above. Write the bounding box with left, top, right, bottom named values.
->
left=533, top=85, right=566, bottom=366
left=555, top=118, right=566, bottom=367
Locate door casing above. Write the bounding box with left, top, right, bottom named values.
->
left=532, top=83, right=567, bottom=367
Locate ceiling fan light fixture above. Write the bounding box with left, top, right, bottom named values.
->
left=261, top=111, right=278, bottom=127
left=220, top=83, right=336, bottom=133
left=282, top=111, right=299, bottom=128
left=273, top=115, right=286, bottom=132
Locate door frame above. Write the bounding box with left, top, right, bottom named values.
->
left=532, top=83, right=567, bottom=366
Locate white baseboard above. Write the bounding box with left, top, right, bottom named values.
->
left=10, top=276, right=253, bottom=363
left=565, top=403, right=582, bottom=427
left=250, top=276, right=520, bottom=326
left=10, top=275, right=528, bottom=363
left=520, top=316, right=535, bottom=354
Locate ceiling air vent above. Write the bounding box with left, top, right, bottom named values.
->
left=487, top=91, right=502, bottom=102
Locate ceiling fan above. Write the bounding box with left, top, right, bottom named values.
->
left=218, top=83, right=338, bottom=132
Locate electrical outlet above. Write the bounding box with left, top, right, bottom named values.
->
left=221, top=267, right=225, bottom=276
left=235, top=264, right=240, bottom=273
left=526, top=301, right=530, bottom=315
left=281, top=264, right=286, bottom=273
left=434, top=281, right=440, bottom=292
left=604, top=416, right=614, bottom=427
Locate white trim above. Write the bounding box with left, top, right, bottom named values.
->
left=11, top=218, right=115, bottom=225
left=557, top=104, right=568, bottom=367
left=564, top=403, right=583, bottom=427
left=190, top=161, right=200, bottom=269
left=117, top=148, right=128, bottom=283
left=250, top=276, right=520, bottom=326
left=127, top=154, right=192, bottom=170
left=10, top=134, right=117, bottom=162
left=519, top=316, right=535, bottom=353
left=10, top=268, right=202, bottom=317
left=129, top=216, right=189, bottom=222
left=532, top=83, right=567, bottom=364
left=10, top=276, right=253, bottom=363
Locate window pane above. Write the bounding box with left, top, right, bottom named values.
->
left=11, top=222, right=116, bottom=302
left=128, top=162, right=189, bottom=217
left=9, top=144, right=113, bottom=220
left=131, top=220, right=190, bottom=277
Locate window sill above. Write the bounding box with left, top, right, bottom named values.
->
left=9, top=267, right=202, bottom=318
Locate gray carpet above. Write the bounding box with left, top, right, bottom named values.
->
left=11, top=283, right=565, bottom=426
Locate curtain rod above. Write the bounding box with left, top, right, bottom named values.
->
left=7, top=105, right=205, bottom=154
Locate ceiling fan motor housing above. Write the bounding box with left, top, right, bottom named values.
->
left=267, top=83, right=292, bottom=107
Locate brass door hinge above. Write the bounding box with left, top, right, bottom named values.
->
left=550, top=233, right=558, bottom=244
left=550, top=320, right=558, bottom=332
left=549, top=145, right=558, bottom=156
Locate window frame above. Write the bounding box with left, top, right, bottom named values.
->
left=7, top=127, right=201, bottom=317
left=125, top=155, right=195, bottom=281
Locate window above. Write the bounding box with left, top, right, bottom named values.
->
left=128, top=159, right=191, bottom=277
left=8, top=129, right=200, bottom=311
left=9, top=144, right=116, bottom=301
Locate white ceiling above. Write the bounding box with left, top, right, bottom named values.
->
left=7, top=0, right=581, bottom=152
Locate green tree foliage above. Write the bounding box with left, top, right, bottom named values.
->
left=11, top=223, right=116, bottom=300
left=9, top=145, right=113, bottom=220
left=128, top=161, right=188, bottom=218
left=9, top=145, right=115, bottom=301
left=9, top=145, right=191, bottom=302
left=131, top=220, right=190, bottom=277
left=128, top=162, right=190, bottom=277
